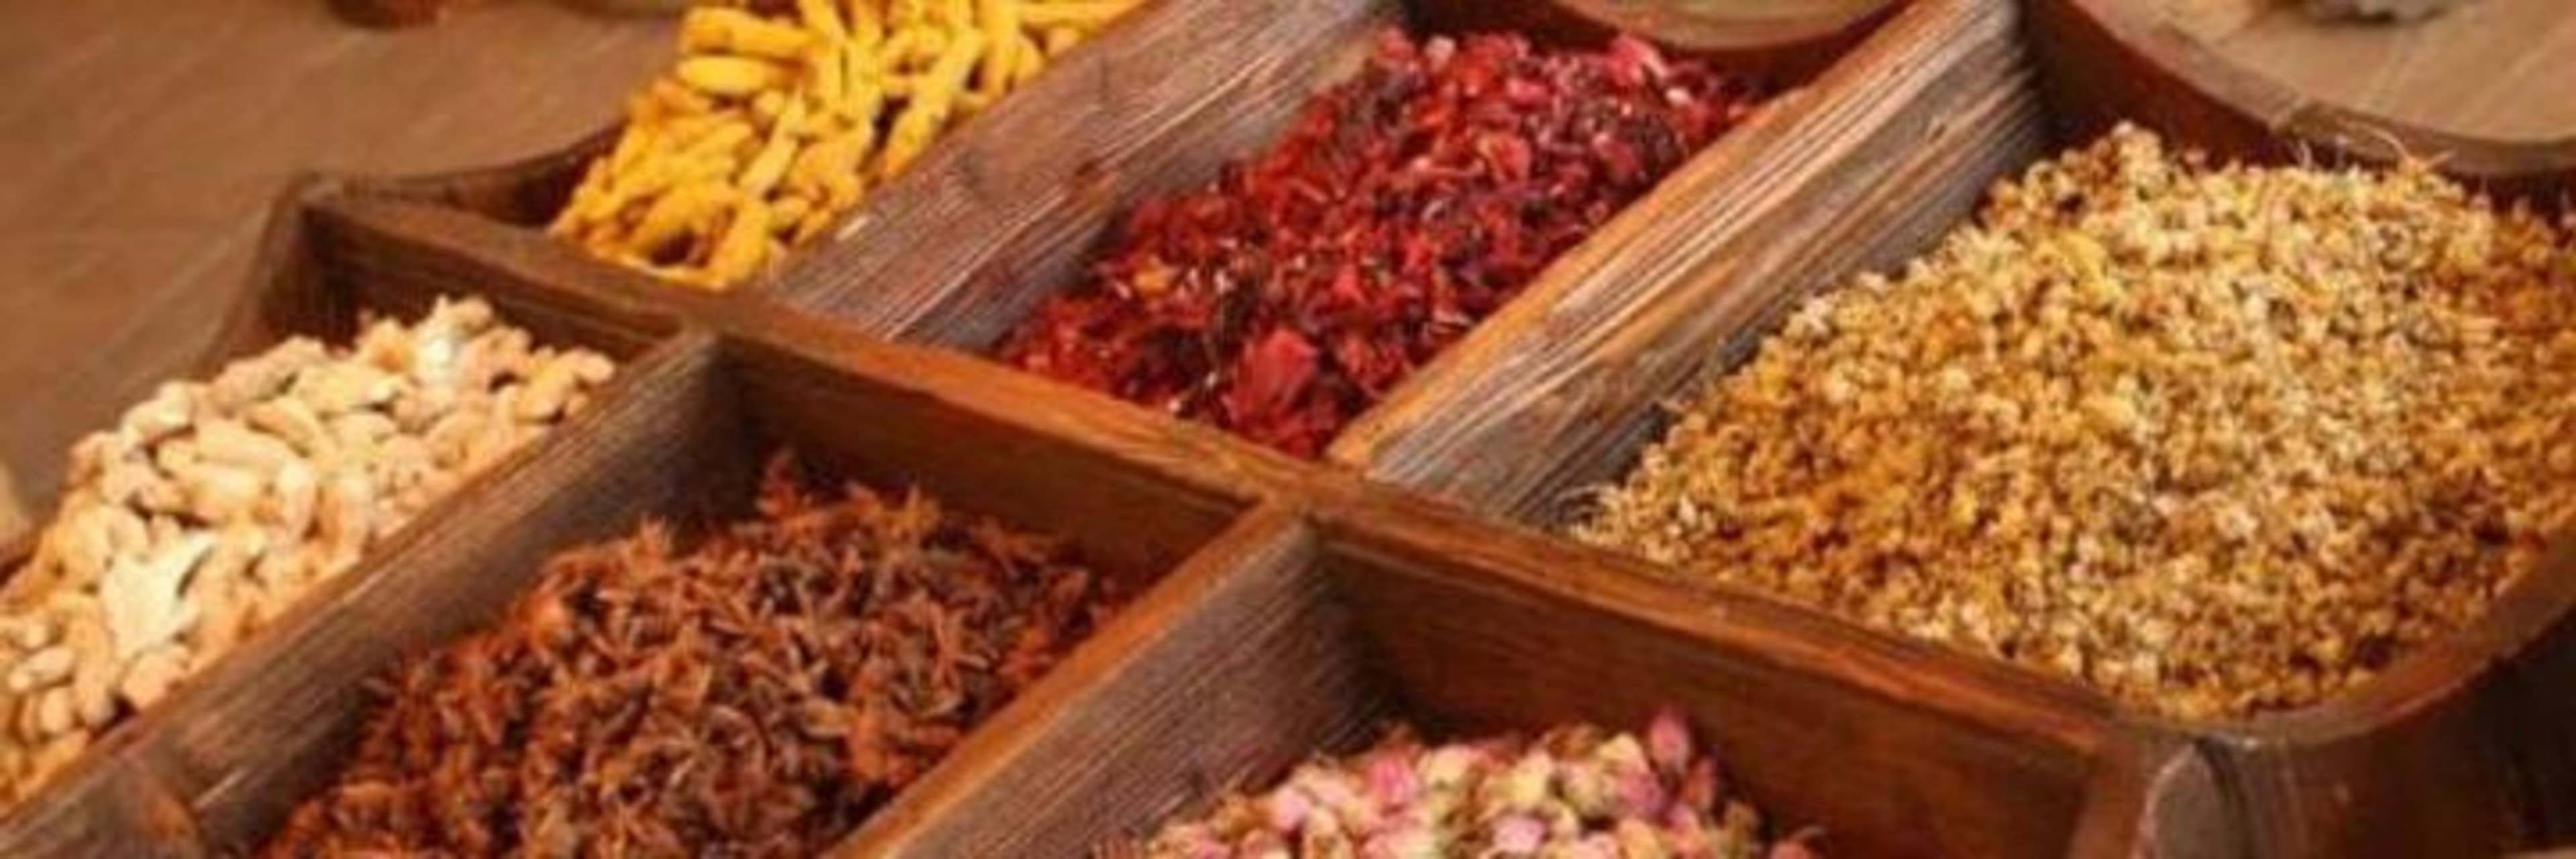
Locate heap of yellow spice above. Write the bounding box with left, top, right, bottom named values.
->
left=552, top=0, right=1138, bottom=289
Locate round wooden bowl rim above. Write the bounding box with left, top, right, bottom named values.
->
left=2075, top=0, right=2576, bottom=186
left=1544, top=0, right=1906, bottom=50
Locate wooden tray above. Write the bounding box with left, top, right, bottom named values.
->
left=0, top=283, right=2217, bottom=857
left=331, top=0, right=1929, bottom=462
left=0, top=175, right=689, bottom=853
left=1337, top=0, right=2576, bottom=856
left=6, top=0, right=2572, bottom=855
left=837, top=468, right=2217, bottom=858
left=0, top=288, right=1271, bottom=853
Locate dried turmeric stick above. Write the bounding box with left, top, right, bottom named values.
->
left=976, top=0, right=1020, bottom=100
left=553, top=0, right=1140, bottom=289
left=880, top=28, right=985, bottom=178
left=677, top=56, right=792, bottom=98
left=1020, top=1, right=1132, bottom=30
left=682, top=7, right=814, bottom=60
left=704, top=197, right=775, bottom=286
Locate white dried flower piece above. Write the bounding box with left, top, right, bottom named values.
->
left=1578, top=125, right=2576, bottom=719
left=0, top=296, right=616, bottom=807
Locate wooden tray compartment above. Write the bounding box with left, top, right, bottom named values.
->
left=0, top=175, right=692, bottom=853
left=0, top=305, right=1266, bottom=854
left=832, top=478, right=2217, bottom=858
left=765, top=0, right=1915, bottom=452
left=1317, top=0, right=2576, bottom=854
left=327, top=0, right=1325, bottom=303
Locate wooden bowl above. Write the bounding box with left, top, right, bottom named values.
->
left=2028, top=0, right=2576, bottom=209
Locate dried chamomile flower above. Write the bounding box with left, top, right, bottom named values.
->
left=1577, top=125, right=2576, bottom=719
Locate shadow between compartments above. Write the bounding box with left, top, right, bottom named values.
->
left=0, top=175, right=689, bottom=854
left=1326, top=0, right=2576, bottom=855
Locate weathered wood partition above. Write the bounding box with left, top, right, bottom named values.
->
left=4, top=0, right=2573, bottom=856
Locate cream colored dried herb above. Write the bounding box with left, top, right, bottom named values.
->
left=1576, top=125, right=2576, bottom=719
left=0, top=297, right=614, bottom=804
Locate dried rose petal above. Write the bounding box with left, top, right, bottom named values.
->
left=1002, top=30, right=1756, bottom=457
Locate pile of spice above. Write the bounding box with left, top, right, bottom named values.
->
left=1121, top=711, right=1817, bottom=858
left=999, top=31, right=1756, bottom=456
left=551, top=0, right=1138, bottom=289
left=0, top=298, right=611, bottom=805
left=266, top=456, right=1122, bottom=856
left=1576, top=125, right=2576, bottom=719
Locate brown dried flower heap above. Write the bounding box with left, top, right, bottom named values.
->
left=0, top=298, right=611, bottom=805
left=1578, top=126, right=2576, bottom=719
left=266, top=457, right=1121, bottom=856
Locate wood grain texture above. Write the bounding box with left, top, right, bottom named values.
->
left=0, top=0, right=670, bottom=528
left=2031, top=0, right=2576, bottom=209
left=2168, top=536, right=2576, bottom=856
left=337, top=0, right=1332, bottom=315
left=837, top=464, right=2205, bottom=857
left=12, top=1, right=2575, bottom=855
left=2212, top=0, right=2576, bottom=144
left=136, top=337, right=739, bottom=853
left=1415, top=0, right=1901, bottom=80
left=786, top=0, right=1394, bottom=347
left=717, top=324, right=1254, bottom=591
left=835, top=508, right=1387, bottom=858
left=0, top=307, right=1278, bottom=853
left=0, top=335, right=731, bottom=855
left=2020, top=5, right=2576, bottom=855
left=0, top=175, right=696, bottom=851
left=1335, top=0, right=2043, bottom=524
left=1321, top=0, right=2576, bottom=854
left=706, top=300, right=1322, bottom=513
left=309, top=193, right=725, bottom=350
left=1311, top=473, right=2199, bottom=858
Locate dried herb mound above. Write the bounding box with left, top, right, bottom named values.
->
left=1122, top=710, right=1818, bottom=858
left=266, top=458, right=1120, bottom=856
left=1577, top=125, right=2576, bottom=719
left=1000, top=31, right=1755, bottom=456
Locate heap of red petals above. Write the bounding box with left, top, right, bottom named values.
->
left=999, top=30, right=1756, bottom=456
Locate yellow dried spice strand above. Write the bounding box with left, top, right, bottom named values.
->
left=551, top=0, right=1142, bottom=291
left=1574, top=125, right=2576, bottom=720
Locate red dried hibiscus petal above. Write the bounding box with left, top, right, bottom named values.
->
left=999, top=29, right=1756, bottom=457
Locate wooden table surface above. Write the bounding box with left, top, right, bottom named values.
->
left=2214, top=0, right=2576, bottom=142
left=0, top=0, right=671, bottom=536
left=0, top=0, right=2571, bottom=542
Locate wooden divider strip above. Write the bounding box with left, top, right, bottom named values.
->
left=705, top=300, right=1321, bottom=511
left=832, top=505, right=1375, bottom=858
left=1331, top=0, right=2044, bottom=522
left=0, top=334, right=733, bottom=855
left=780, top=0, right=1393, bottom=346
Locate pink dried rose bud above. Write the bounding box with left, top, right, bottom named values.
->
left=1647, top=708, right=1696, bottom=776
left=1124, top=715, right=1819, bottom=858
left=1366, top=751, right=1421, bottom=808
